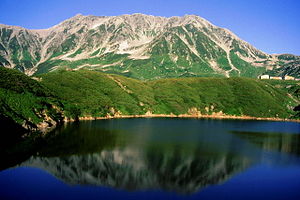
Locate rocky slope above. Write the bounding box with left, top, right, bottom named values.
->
left=1, top=14, right=299, bottom=79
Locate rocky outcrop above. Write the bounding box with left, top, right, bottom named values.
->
left=21, top=106, right=64, bottom=134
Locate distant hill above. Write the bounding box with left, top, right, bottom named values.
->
left=39, top=70, right=299, bottom=119
left=0, top=14, right=299, bottom=79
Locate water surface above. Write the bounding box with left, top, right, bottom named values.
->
left=1, top=118, right=300, bottom=199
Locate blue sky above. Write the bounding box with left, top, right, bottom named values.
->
left=0, top=0, right=299, bottom=55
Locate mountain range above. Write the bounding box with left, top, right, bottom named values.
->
left=0, top=13, right=299, bottom=79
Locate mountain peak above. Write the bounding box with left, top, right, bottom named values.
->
left=131, top=13, right=148, bottom=16
left=183, top=14, right=200, bottom=19
left=75, top=13, right=84, bottom=17
left=64, top=13, right=86, bottom=22
left=0, top=13, right=298, bottom=79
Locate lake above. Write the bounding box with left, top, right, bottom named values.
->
left=1, top=118, right=300, bottom=200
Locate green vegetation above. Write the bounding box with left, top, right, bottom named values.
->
left=230, top=52, right=266, bottom=77
left=1, top=67, right=298, bottom=135
left=39, top=70, right=152, bottom=116
left=149, top=77, right=295, bottom=117
left=263, top=79, right=300, bottom=118
left=0, top=67, right=63, bottom=129
left=68, top=48, right=83, bottom=58
left=39, top=70, right=298, bottom=119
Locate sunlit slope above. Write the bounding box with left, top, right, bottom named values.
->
left=39, top=70, right=298, bottom=119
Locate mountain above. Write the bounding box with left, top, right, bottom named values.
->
left=0, top=14, right=299, bottom=79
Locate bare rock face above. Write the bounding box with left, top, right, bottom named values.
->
left=0, top=14, right=299, bottom=79
left=20, top=109, right=61, bottom=134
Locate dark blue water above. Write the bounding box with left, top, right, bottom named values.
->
left=1, top=118, right=300, bottom=200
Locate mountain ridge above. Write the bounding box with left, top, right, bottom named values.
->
left=0, top=14, right=299, bottom=79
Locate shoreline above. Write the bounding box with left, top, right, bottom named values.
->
left=71, top=114, right=300, bottom=123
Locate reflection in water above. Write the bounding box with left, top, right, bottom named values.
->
left=232, top=131, right=300, bottom=156
left=22, top=146, right=250, bottom=193
left=15, top=119, right=300, bottom=194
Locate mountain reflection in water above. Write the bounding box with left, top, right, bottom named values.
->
left=17, top=119, right=300, bottom=194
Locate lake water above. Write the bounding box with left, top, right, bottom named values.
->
left=1, top=118, right=300, bottom=200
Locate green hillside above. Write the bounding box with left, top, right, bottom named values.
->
left=0, top=67, right=64, bottom=133
left=0, top=67, right=298, bottom=136
left=39, top=70, right=298, bottom=119
left=262, top=79, right=300, bottom=118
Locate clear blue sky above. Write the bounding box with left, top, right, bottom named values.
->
left=0, top=0, right=299, bottom=55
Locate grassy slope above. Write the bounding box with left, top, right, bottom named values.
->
left=262, top=80, right=300, bottom=95
left=0, top=67, right=63, bottom=128
left=263, top=79, right=300, bottom=118
left=39, top=70, right=298, bottom=119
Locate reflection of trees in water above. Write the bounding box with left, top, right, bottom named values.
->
left=39, top=122, right=119, bottom=157
left=231, top=131, right=300, bottom=157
